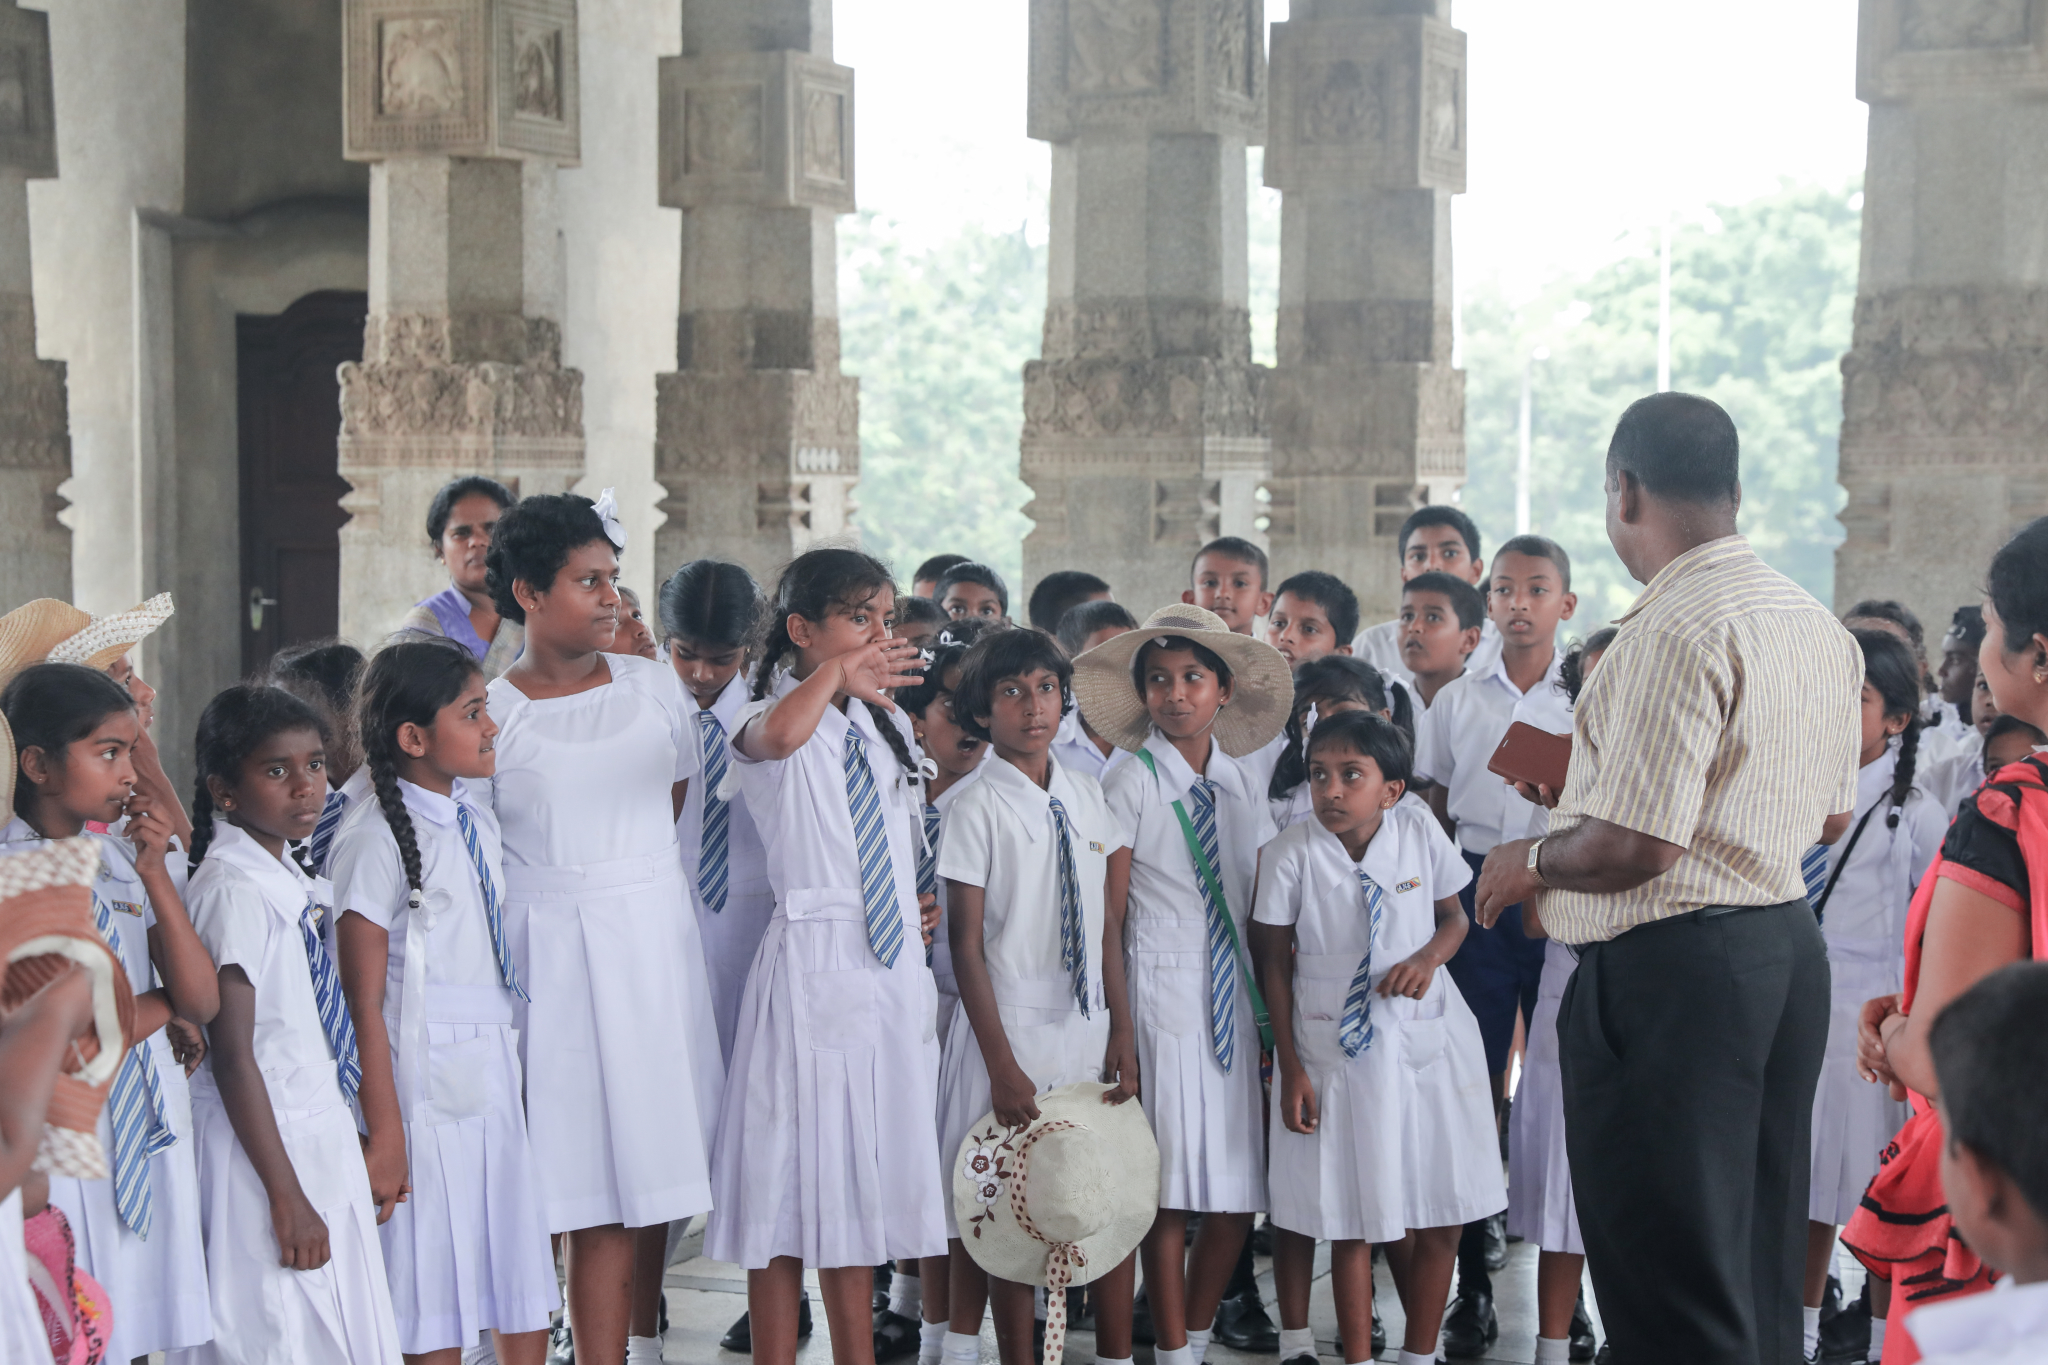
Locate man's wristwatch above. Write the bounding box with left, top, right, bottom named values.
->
left=1527, top=837, right=1549, bottom=890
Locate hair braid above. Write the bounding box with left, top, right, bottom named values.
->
left=188, top=776, right=216, bottom=874
left=751, top=621, right=794, bottom=700
left=367, top=755, right=424, bottom=896
left=862, top=700, right=921, bottom=791
left=1887, top=715, right=1922, bottom=829
left=354, top=641, right=479, bottom=903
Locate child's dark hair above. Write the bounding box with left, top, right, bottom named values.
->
left=935, top=561, right=1009, bottom=613
left=913, top=553, right=971, bottom=592
left=2, top=664, right=137, bottom=816
left=1272, top=571, right=1361, bottom=646
left=1398, top=505, right=1482, bottom=562
left=1986, top=517, right=2048, bottom=656
left=1984, top=713, right=2048, bottom=758
left=952, top=628, right=1074, bottom=744
left=1844, top=598, right=1927, bottom=658
left=658, top=559, right=765, bottom=651
left=896, top=595, right=948, bottom=631
left=1559, top=626, right=1620, bottom=705
left=1027, top=571, right=1111, bottom=635
left=1853, top=627, right=1925, bottom=828
left=484, top=493, right=618, bottom=624
left=1269, top=657, right=1412, bottom=800
left=1403, top=571, right=1486, bottom=632
left=896, top=618, right=998, bottom=720
left=1305, top=710, right=1414, bottom=788
left=425, top=475, right=515, bottom=546
left=1927, top=961, right=2048, bottom=1225
left=753, top=547, right=919, bottom=781
left=269, top=639, right=367, bottom=722
left=1057, top=600, right=1137, bottom=657
left=1494, top=533, right=1573, bottom=592
left=357, top=641, right=483, bottom=902
left=188, top=684, right=330, bottom=873
left=1131, top=636, right=1233, bottom=700
left=1948, top=604, right=1987, bottom=654
left=1191, top=536, right=1269, bottom=590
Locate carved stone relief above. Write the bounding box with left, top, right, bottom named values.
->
left=1213, top=0, right=1249, bottom=95
left=687, top=85, right=765, bottom=174
left=1069, top=0, right=1164, bottom=94
left=803, top=88, right=845, bottom=181
left=1424, top=59, right=1459, bottom=154
left=1900, top=0, right=2028, bottom=50
left=1840, top=289, right=2048, bottom=452
left=1301, top=59, right=1381, bottom=144
left=380, top=17, right=466, bottom=117
left=512, top=23, right=561, bottom=120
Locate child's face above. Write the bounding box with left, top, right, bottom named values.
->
left=1309, top=742, right=1403, bottom=839
left=669, top=636, right=748, bottom=710
left=1141, top=644, right=1231, bottom=743
left=941, top=581, right=1005, bottom=623
left=1401, top=524, right=1484, bottom=586
left=1975, top=670, right=2001, bottom=733
left=1267, top=592, right=1350, bottom=667
left=104, top=654, right=157, bottom=732
left=21, top=709, right=143, bottom=830
left=1857, top=681, right=1909, bottom=768
left=1489, top=550, right=1576, bottom=654
left=792, top=586, right=895, bottom=667
left=1939, top=630, right=1980, bottom=708
left=1984, top=730, right=2039, bottom=773
left=617, top=599, right=659, bottom=661
left=1399, top=590, right=1480, bottom=678
left=437, top=492, right=505, bottom=596
left=519, top=539, right=622, bottom=655
left=1184, top=554, right=1272, bottom=634
left=1080, top=624, right=1129, bottom=654
left=214, top=725, right=327, bottom=850
left=406, top=676, right=498, bottom=783
left=979, top=667, right=1064, bottom=762
left=910, top=665, right=985, bottom=780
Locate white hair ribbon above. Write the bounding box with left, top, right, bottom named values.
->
left=592, top=487, right=627, bottom=549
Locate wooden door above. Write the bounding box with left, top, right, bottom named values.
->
left=236, top=291, right=367, bottom=676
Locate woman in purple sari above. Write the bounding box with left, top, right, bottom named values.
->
left=391, top=476, right=524, bottom=679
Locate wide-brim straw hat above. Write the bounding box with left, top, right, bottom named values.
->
left=1070, top=604, right=1293, bottom=757
left=0, top=593, right=174, bottom=690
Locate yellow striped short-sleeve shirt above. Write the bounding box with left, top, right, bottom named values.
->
left=1541, top=536, right=1863, bottom=945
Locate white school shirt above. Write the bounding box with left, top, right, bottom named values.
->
left=1050, top=707, right=1131, bottom=784
left=1501, top=672, right=1577, bottom=841
left=1910, top=1278, right=2048, bottom=1365
left=1813, top=744, right=1946, bottom=945
left=936, top=755, right=1127, bottom=1016
left=486, top=653, right=701, bottom=868
left=1352, top=617, right=1503, bottom=688
left=1920, top=722, right=1986, bottom=818
left=677, top=669, right=768, bottom=906
left=928, top=753, right=992, bottom=994
left=1414, top=649, right=1568, bottom=855
left=1103, top=731, right=1276, bottom=946
left=186, top=822, right=351, bottom=1110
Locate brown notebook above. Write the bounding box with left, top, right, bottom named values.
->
left=1486, top=721, right=1572, bottom=793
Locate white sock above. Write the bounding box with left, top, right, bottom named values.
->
left=943, top=1330, right=983, bottom=1365
left=1535, top=1338, right=1571, bottom=1365
left=918, top=1318, right=948, bottom=1365
left=1869, top=1315, right=1888, bottom=1362
left=1094, top=1357, right=1133, bottom=1365
left=1278, top=1326, right=1315, bottom=1361
left=1186, top=1327, right=1214, bottom=1365
left=462, top=1337, right=501, bottom=1365
left=626, top=1335, right=663, bottom=1365
left=891, top=1272, right=924, bottom=1320
left=1802, top=1305, right=1822, bottom=1358
left=1398, top=1352, right=1437, bottom=1365
left=1155, top=1346, right=1195, bottom=1365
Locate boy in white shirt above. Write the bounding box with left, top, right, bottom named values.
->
left=1352, top=507, right=1503, bottom=681
left=1052, top=602, right=1139, bottom=784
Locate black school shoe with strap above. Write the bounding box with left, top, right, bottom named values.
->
left=873, top=1309, right=922, bottom=1362
left=1212, top=1289, right=1281, bottom=1353
left=1441, top=1287, right=1499, bottom=1358
left=720, top=1295, right=816, bottom=1353
left=1568, top=1291, right=1597, bottom=1361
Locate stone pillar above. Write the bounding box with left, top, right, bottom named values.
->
left=0, top=1, right=69, bottom=605
left=336, top=0, right=584, bottom=643
left=654, top=1, right=859, bottom=587
left=1837, top=0, right=2048, bottom=632
left=1261, top=0, right=1465, bottom=624
left=1020, top=0, right=1270, bottom=614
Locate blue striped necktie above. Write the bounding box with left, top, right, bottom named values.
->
left=697, top=710, right=731, bottom=913
left=843, top=729, right=905, bottom=969
left=1340, top=869, right=1388, bottom=1058
left=308, top=788, right=348, bottom=876
left=919, top=803, right=941, bottom=966
left=1046, top=794, right=1090, bottom=1018
left=300, top=901, right=362, bottom=1104
left=1187, top=778, right=1237, bottom=1072
left=455, top=803, right=528, bottom=1000
left=92, top=891, right=174, bottom=1238
left=1800, top=843, right=1830, bottom=915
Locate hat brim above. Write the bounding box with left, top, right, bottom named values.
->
left=0, top=598, right=92, bottom=692
left=1071, top=614, right=1293, bottom=759
left=45, top=593, right=175, bottom=674
left=952, top=1082, right=1160, bottom=1288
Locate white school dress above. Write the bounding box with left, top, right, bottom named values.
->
left=680, top=670, right=776, bottom=1066
left=932, top=756, right=1126, bottom=1235
left=178, top=822, right=402, bottom=1365
left=0, top=817, right=212, bottom=1361
left=927, top=753, right=992, bottom=1042
left=704, top=676, right=946, bottom=1270
left=1102, top=731, right=1273, bottom=1214
left=327, top=779, right=559, bottom=1353
left=1253, top=807, right=1506, bottom=1241
left=486, top=652, right=724, bottom=1232
left=1808, top=744, right=1944, bottom=1226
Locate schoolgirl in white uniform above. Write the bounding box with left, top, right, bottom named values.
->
left=1075, top=605, right=1292, bottom=1365
left=1266, top=656, right=1421, bottom=834
left=1, top=660, right=219, bottom=1364
left=328, top=641, right=558, bottom=1362
left=1250, top=711, right=1505, bottom=1365
left=705, top=547, right=946, bottom=1365
left=481, top=492, right=722, bottom=1365
left=181, top=682, right=403, bottom=1365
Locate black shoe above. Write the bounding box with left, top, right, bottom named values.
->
left=1483, top=1212, right=1508, bottom=1272
left=1594, top=1344, right=1613, bottom=1365
left=1213, top=1292, right=1281, bottom=1353
left=546, top=1318, right=574, bottom=1365
left=1442, top=1288, right=1499, bottom=1359
left=799, top=1295, right=814, bottom=1341
left=1820, top=1284, right=1873, bottom=1361
left=1372, top=1308, right=1386, bottom=1355
left=874, top=1308, right=922, bottom=1362
left=1131, top=1285, right=1155, bottom=1346
left=660, top=1291, right=670, bottom=1337
left=721, top=1296, right=815, bottom=1353
left=875, top=1262, right=894, bottom=1312
left=1568, top=1291, right=1597, bottom=1362
left=1250, top=1220, right=1275, bottom=1257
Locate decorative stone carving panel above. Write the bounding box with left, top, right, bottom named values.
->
left=1020, top=355, right=1265, bottom=442
left=0, top=4, right=55, bottom=178
left=345, top=0, right=580, bottom=163
left=1266, top=12, right=1465, bottom=192
left=1858, top=0, right=2048, bottom=99
left=659, top=50, right=856, bottom=211
left=1029, top=0, right=1266, bottom=141
left=1840, top=287, right=2048, bottom=466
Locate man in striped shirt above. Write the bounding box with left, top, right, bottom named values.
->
left=1476, top=392, right=1861, bottom=1365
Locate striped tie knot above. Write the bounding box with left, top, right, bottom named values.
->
left=844, top=729, right=906, bottom=969
left=308, top=788, right=349, bottom=877
left=697, top=709, right=732, bottom=914
left=456, top=802, right=527, bottom=1000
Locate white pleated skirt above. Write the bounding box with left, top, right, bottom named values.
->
left=49, top=1031, right=213, bottom=1359
left=379, top=1019, right=559, bottom=1352
left=697, top=883, right=777, bottom=1067
left=1268, top=955, right=1505, bottom=1242
left=172, top=1070, right=402, bottom=1365
left=504, top=850, right=726, bottom=1231
left=1810, top=945, right=1909, bottom=1226
left=1127, top=923, right=1267, bottom=1214
left=704, top=906, right=947, bottom=1270
left=1506, top=940, right=1582, bottom=1254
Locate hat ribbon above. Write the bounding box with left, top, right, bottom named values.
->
left=1007, top=1118, right=1088, bottom=1365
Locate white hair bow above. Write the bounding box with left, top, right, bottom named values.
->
left=592, top=487, right=627, bottom=549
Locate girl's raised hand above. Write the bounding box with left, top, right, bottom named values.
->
left=836, top=638, right=926, bottom=712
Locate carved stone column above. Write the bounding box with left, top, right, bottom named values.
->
left=0, top=1, right=69, bottom=605
left=1836, top=0, right=2048, bottom=631
left=1261, top=0, right=1464, bottom=623
left=1020, top=0, right=1269, bottom=613
left=337, top=0, right=584, bottom=643
left=653, top=1, right=859, bottom=586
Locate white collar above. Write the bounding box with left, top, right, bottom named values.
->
left=397, top=776, right=475, bottom=829
left=0, top=814, right=45, bottom=848
left=205, top=820, right=320, bottom=915
left=1481, top=644, right=1566, bottom=700
left=1140, top=730, right=1254, bottom=807
left=706, top=668, right=750, bottom=728
left=978, top=754, right=1083, bottom=841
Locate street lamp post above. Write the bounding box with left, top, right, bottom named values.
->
left=1516, top=346, right=1549, bottom=535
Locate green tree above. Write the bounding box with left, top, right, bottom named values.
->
left=1460, top=181, right=1862, bottom=624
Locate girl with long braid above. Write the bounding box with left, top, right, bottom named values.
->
left=704, top=547, right=945, bottom=1365
left=326, top=641, right=558, bottom=1364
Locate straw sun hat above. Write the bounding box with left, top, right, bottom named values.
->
left=954, top=1082, right=1161, bottom=1365
left=0, top=593, right=175, bottom=811
left=1070, top=604, right=1293, bottom=758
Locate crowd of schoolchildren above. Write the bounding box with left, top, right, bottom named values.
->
left=2, top=469, right=2048, bottom=1365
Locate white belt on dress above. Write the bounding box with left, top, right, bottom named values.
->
left=503, top=847, right=685, bottom=898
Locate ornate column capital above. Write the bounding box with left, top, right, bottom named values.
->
left=1027, top=0, right=1266, bottom=143
left=1264, top=10, right=1464, bottom=194
left=658, top=49, right=854, bottom=212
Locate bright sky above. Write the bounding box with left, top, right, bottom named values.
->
left=836, top=0, right=1868, bottom=300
